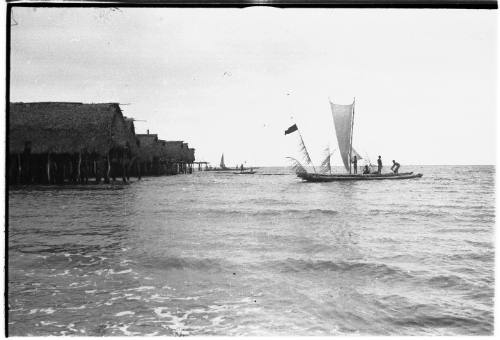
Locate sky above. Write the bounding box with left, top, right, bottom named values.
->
left=10, top=7, right=497, bottom=166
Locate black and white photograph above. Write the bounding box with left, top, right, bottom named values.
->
left=4, top=1, right=497, bottom=336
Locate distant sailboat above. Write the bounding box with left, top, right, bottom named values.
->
left=206, top=153, right=238, bottom=172
left=295, top=99, right=423, bottom=181
left=220, top=153, right=227, bottom=169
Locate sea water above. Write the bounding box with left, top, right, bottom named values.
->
left=7, top=165, right=494, bottom=335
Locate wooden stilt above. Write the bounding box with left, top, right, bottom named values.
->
left=62, top=159, right=66, bottom=184
left=95, top=156, right=101, bottom=184
left=83, top=153, right=89, bottom=184
left=122, top=154, right=127, bottom=183
left=77, top=152, right=82, bottom=183
left=47, top=153, right=51, bottom=184
left=105, top=154, right=111, bottom=183
left=17, top=153, right=21, bottom=184
left=69, top=157, right=74, bottom=183
left=26, top=154, right=31, bottom=184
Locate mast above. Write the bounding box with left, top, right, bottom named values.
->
left=349, top=97, right=355, bottom=174
left=328, top=148, right=332, bottom=175
left=327, top=146, right=331, bottom=175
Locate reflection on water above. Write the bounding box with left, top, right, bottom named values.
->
left=8, top=166, right=495, bottom=335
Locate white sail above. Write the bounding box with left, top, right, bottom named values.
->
left=220, top=154, right=226, bottom=168
left=330, top=101, right=354, bottom=172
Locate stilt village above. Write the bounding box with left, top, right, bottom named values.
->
left=8, top=102, right=198, bottom=185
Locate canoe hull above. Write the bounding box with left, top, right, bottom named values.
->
left=204, top=169, right=235, bottom=172
left=298, top=172, right=423, bottom=182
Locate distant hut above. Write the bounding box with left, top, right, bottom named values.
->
left=188, top=148, right=196, bottom=173
left=9, top=102, right=134, bottom=184
left=124, top=117, right=141, bottom=178
left=163, top=141, right=184, bottom=174
left=156, top=139, right=173, bottom=175
left=136, top=133, right=161, bottom=176
left=179, top=143, right=196, bottom=173
left=179, top=143, right=188, bottom=173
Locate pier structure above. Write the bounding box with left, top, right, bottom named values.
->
left=8, top=102, right=196, bottom=185
left=193, top=161, right=209, bottom=171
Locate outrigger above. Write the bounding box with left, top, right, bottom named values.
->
left=298, top=172, right=422, bottom=182
left=288, top=98, right=423, bottom=182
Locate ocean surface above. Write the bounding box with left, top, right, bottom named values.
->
left=7, top=165, right=495, bottom=335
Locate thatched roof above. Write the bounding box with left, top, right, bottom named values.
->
left=123, top=117, right=140, bottom=154
left=124, top=117, right=136, bottom=136
left=9, top=102, right=134, bottom=155
left=157, top=140, right=169, bottom=161
left=136, top=134, right=158, bottom=147
left=136, top=133, right=160, bottom=162
left=162, top=141, right=183, bottom=162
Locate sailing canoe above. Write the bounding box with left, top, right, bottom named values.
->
left=292, top=98, right=423, bottom=182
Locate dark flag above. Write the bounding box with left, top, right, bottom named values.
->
left=284, top=124, right=298, bottom=135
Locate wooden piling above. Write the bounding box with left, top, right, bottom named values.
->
left=121, top=153, right=127, bottom=183
left=46, top=153, right=51, bottom=184
left=17, top=154, right=21, bottom=184
left=105, top=154, right=111, bottom=183
left=76, top=152, right=82, bottom=183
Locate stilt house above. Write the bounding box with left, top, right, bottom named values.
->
left=9, top=102, right=136, bottom=184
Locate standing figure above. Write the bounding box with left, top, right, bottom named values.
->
left=240, top=164, right=244, bottom=172
left=377, top=156, right=383, bottom=174
left=391, top=160, right=400, bottom=174
left=352, top=155, right=358, bottom=174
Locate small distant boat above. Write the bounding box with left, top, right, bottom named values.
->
left=233, top=171, right=256, bottom=175
left=205, top=153, right=234, bottom=172
left=290, top=98, right=423, bottom=182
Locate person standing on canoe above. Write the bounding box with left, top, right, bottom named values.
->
left=377, top=156, right=383, bottom=174
left=352, top=155, right=358, bottom=174
left=391, top=160, right=400, bottom=174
